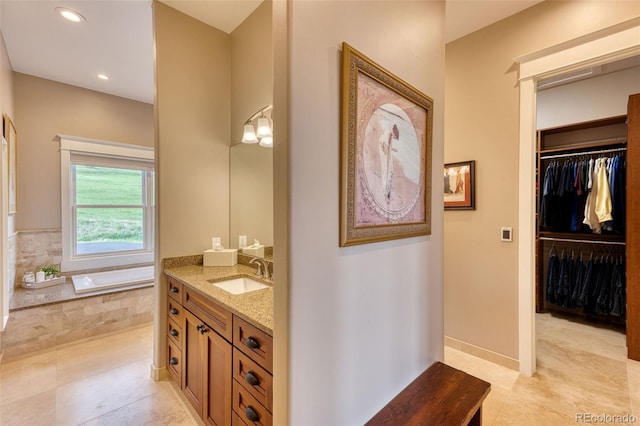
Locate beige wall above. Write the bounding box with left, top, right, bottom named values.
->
left=229, top=1, right=273, bottom=249
left=0, top=31, right=14, bottom=356
left=154, top=1, right=230, bottom=258
left=444, top=1, right=640, bottom=360
left=287, top=1, right=444, bottom=423
left=13, top=73, right=153, bottom=231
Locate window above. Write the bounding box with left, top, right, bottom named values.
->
left=60, top=136, right=154, bottom=271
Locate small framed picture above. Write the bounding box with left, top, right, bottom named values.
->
left=444, top=160, right=475, bottom=210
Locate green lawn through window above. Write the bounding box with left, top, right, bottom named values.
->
left=75, top=165, right=149, bottom=244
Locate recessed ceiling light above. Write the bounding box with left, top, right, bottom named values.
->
left=55, top=7, right=86, bottom=23
left=97, top=74, right=110, bottom=80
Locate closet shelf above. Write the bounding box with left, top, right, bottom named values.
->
left=538, top=138, right=626, bottom=156
left=538, top=231, right=625, bottom=244
left=539, top=146, right=626, bottom=160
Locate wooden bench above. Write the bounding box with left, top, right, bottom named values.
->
left=365, top=361, right=491, bottom=426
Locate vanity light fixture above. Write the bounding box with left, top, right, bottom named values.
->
left=55, top=7, right=86, bottom=23
left=259, top=136, right=273, bottom=148
left=241, top=104, right=273, bottom=147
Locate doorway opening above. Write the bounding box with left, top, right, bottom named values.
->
left=516, top=19, right=640, bottom=375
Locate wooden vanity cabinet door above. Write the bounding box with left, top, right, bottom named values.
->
left=204, top=322, right=232, bottom=426
left=182, top=309, right=232, bottom=425
left=182, top=310, right=205, bottom=415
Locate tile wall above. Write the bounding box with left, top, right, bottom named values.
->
left=2, top=287, right=153, bottom=359
left=14, top=230, right=61, bottom=290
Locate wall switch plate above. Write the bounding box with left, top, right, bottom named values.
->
left=212, top=237, right=221, bottom=249
left=239, top=235, right=247, bottom=248
left=500, top=227, right=513, bottom=242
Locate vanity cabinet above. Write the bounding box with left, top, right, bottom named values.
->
left=183, top=308, right=232, bottom=425
left=231, top=317, right=273, bottom=425
left=166, top=275, right=273, bottom=425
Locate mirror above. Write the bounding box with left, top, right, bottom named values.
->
left=229, top=143, right=273, bottom=254
left=228, top=1, right=273, bottom=258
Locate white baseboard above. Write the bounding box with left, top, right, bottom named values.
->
left=445, top=336, right=519, bottom=371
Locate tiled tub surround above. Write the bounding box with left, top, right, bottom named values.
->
left=3, top=284, right=153, bottom=360
left=14, top=229, right=62, bottom=291
left=163, top=256, right=273, bottom=334
left=8, top=232, right=16, bottom=301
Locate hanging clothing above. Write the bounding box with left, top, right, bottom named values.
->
left=595, top=158, right=613, bottom=224
left=583, top=160, right=602, bottom=234
left=546, top=251, right=559, bottom=305
left=545, top=248, right=625, bottom=321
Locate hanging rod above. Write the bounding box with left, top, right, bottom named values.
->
left=540, top=146, right=627, bottom=160
left=539, top=236, right=626, bottom=246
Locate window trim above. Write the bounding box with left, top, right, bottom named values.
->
left=60, top=135, right=155, bottom=272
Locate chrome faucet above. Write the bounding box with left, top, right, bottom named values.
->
left=249, top=258, right=271, bottom=280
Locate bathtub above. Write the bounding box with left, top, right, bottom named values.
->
left=72, top=266, right=155, bottom=294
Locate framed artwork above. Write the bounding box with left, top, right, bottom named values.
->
left=444, top=160, right=475, bottom=210
left=3, top=114, right=17, bottom=215
left=340, top=42, right=433, bottom=247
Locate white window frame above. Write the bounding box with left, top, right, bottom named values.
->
left=60, top=135, right=155, bottom=272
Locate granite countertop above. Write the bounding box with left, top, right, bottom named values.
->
left=163, top=263, right=273, bottom=335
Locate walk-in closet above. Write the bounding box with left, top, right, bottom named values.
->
left=535, top=65, right=639, bottom=361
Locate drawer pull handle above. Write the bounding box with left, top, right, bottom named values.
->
left=244, top=337, right=260, bottom=349
left=169, top=357, right=178, bottom=365
left=170, top=308, right=179, bottom=315
left=170, top=329, right=179, bottom=337
left=245, top=371, right=260, bottom=386
left=170, top=287, right=179, bottom=294
left=245, top=406, right=260, bottom=422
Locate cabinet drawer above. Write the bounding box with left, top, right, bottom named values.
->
left=167, top=277, right=183, bottom=302
left=167, top=339, right=182, bottom=383
left=233, top=317, right=273, bottom=373
left=233, top=348, right=272, bottom=412
left=183, top=287, right=233, bottom=341
left=233, top=381, right=272, bottom=426
left=167, top=298, right=183, bottom=323
left=232, top=411, right=248, bottom=426
left=167, top=318, right=182, bottom=347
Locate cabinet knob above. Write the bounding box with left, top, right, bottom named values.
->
left=170, top=308, right=179, bottom=315
left=200, top=326, right=208, bottom=335
left=245, top=406, right=260, bottom=422
left=169, top=357, right=178, bottom=365
left=245, top=371, right=260, bottom=386
left=244, top=337, right=260, bottom=349
left=196, top=325, right=203, bottom=331
left=170, top=329, right=179, bottom=337
left=170, top=287, right=179, bottom=294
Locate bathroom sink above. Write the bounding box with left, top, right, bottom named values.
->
left=213, top=277, right=269, bottom=295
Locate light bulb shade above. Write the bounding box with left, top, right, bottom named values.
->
left=242, top=124, right=258, bottom=143
left=259, top=136, right=273, bottom=148
left=256, top=117, right=272, bottom=138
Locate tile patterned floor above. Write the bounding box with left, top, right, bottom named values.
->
left=1, top=314, right=638, bottom=425
left=446, top=313, right=640, bottom=425
left=0, top=324, right=200, bottom=426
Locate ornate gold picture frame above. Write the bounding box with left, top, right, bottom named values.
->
left=339, top=42, right=433, bottom=247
